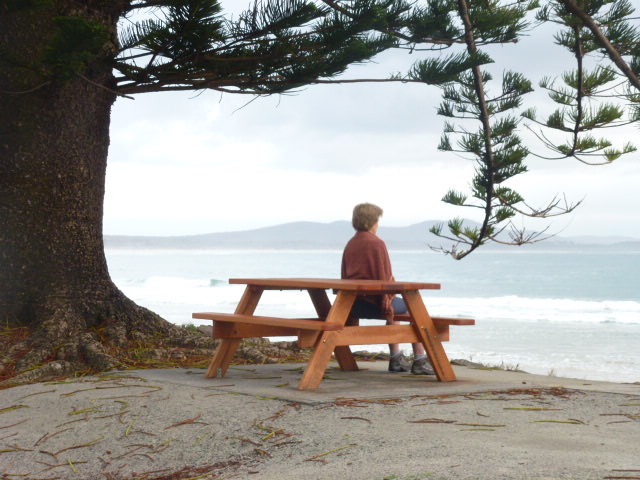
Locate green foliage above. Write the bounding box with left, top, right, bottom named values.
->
left=116, top=0, right=408, bottom=95
left=44, top=17, right=110, bottom=80
left=526, top=1, right=639, bottom=164
left=441, top=190, right=467, bottom=206
left=429, top=0, right=639, bottom=259
left=562, top=66, right=615, bottom=93
left=467, top=0, right=538, bottom=43
left=404, top=0, right=460, bottom=41
left=428, top=0, right=551, bottom=259
left=409, top=51, right=493, bottom=85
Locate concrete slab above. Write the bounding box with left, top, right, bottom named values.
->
left=131, top=361, right=640, bottom=405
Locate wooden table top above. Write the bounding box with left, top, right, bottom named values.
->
left=229, top=277, right=441, bottom=292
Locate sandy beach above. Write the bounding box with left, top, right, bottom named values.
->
left=1, top=362, right=639, bottom=480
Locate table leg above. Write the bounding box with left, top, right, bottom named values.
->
left=307, top=288, right=358, bottom=372
left=402, top=290, right=456, bottom=382
left=206, top=339, right=241, bottom=378
left=298, top=290, right=357, bottom=389
left=298, top=331, right=338, bottom=390
left=307, top=288, right=332, bottom=316
left=333, top=346, right=359, bottom=371
left=206, top=286, right=263, bottom=378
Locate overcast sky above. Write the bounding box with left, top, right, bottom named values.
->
left=104, top=5, right=640, bottom=238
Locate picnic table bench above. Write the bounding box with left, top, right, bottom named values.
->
left=193, top=278, right=474, bottom=390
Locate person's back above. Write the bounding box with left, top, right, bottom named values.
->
left=342, top=230, right=392, bottom=281
left=342, top=229, right=393, bottom=318
left=341, top=203, right=434, bottom=375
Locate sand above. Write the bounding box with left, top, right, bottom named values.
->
left=1, top=362, right=639, bottom=480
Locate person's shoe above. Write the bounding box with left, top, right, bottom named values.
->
left=388, top=354, right=411, bottom=372
left=411, top=357, right=436, bottom=375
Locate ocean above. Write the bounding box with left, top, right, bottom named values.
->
left=105, top=249, right=640, bottom=384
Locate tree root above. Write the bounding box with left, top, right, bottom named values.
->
left=0, top=293, right=218, bottom=386
left=0, top=290, right=319, bottom=386
left=0, top=307, right=314, bottom=387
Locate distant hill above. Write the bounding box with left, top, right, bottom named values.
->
left=104, top=221, right=640, bottom=252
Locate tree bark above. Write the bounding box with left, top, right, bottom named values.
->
left=0, top=1, right=193, bottom=383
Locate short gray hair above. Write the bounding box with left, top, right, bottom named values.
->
left=352, top=203, right=383, bottom=231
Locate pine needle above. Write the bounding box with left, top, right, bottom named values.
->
left=504, top=407, right=563, bottom=411
left=255, top=448, right=271, bottom=457
left=231, top=436, right=260, bottom=446
left=533, top=419, right=585, bottom=424
left=165, top=414, right=206, bottom=429
left=54, top=437, right=104, bottom=456
left=304, top=443, right=357, bottom=462
left=340, top=416, right=372, bottom=423
left=456, top=423, right=506, bottom=427
left=34, top=427, right=72, bottom=446
left=16, top=389, right=56, bottom=400
left=68, top=406, right=102, bottom=416
left=261, top=429, right=284, bottom=440
left=0, top=419, right=28, bottom=430
left=409, top=418, right=456, bottom=424
left=0, top=405, right=28, bottom=414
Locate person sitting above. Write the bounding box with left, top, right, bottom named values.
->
left=341, top=203, right=434, bottom=375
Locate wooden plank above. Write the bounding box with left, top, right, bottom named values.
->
left=433, top=317, right=475, bottom=326
left=330, top=325, right=420, bottom=346
left=206, top=338, right=240, bottom=378
left=193, top=312, right=341, bottom=331
left=205, top=285, right=262, bottom=378
left=298, top=290, right=357, bottom=389
left=390, top=315, right=474, bottom=342
left=307, top=288, right=358, bottom=371
left=436, top=325, right=450, bottom=342
left=229, top=278, right=440, bottom=293
left=393, top=314, right=475, bottom=326
left=318, top=289, right=357, bottom=327
left=236, top=285, right=263, bottom=314
left=402, top=290, right=457, bottom=382
left=333, top=346, right=359, bottom=371
left=300, top=289, right=330, bottom=349
left=297, top=331, right=338, bottom=390
left=307, top=288, right=332, bottom=318
left=213, top=323, right=302, bottom=339
left=298, top=330, right=321, bottom=348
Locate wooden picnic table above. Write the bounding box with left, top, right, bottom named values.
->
left=193, top=278, right=474, bottom=390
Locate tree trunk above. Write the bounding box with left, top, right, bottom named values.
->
left=0, top=1, right=195, bottom=384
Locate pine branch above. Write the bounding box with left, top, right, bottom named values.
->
left=568, top=23, right=586, bottom=158
left=558, top=0, right=640, bottom=92
left=455, top=0, right=494, bottom=258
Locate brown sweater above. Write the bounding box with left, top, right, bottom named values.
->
left=341, top=231, right=394, bottom=317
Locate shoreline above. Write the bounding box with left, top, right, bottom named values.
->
left=1, top=362, right=638, bottom=479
